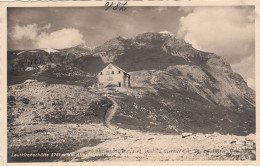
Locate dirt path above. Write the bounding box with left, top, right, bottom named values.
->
left=104, top=96, right=119, bottom=128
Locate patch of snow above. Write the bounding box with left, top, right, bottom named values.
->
left=23, top=79, right=37, bottom=84
left=25, top=67, right=36, bottom=71
left=82, top=45, right=91, bottom=49
left=159, top=30, right=173, bottom=36
left=150, top=121, right=159, bottom=126
left=193, top=82, right=201, bottom=86
left=41, top=48, right=59, bottom=54
left=28, top=51, right=39, bottom=53
left=17, top=51, right=26, bottom=55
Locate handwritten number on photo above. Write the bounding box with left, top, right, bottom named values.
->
left=105, top=1, right=128, bottom=11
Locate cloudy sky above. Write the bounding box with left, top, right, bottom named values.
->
left=7, top=6, right=255, bottom=89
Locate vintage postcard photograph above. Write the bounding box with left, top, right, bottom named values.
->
left=4, top=3, right=256, bottom=163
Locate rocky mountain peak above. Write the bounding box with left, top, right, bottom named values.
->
left=132, top=32, right=171, bottom=45
left=91, top=32, right=217, bottom=65
left=94, top=37, right=126, bottom=52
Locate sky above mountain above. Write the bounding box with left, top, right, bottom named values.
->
left=7, top=6, right=255, bottom=89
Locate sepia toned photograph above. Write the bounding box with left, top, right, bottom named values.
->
left=6, top=5, right=255, bottom=162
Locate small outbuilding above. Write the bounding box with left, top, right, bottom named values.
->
left=97, top=63, right=130, bottom=87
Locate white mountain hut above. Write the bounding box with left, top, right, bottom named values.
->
left=97, top=63, right=131, bottom=87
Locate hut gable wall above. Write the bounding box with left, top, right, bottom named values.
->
left=98, top=64, right=127, bottom=87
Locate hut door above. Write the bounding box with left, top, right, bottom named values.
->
left=118, top=82, right=121, bottom=87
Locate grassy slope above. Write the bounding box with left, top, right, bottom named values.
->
left=112, top=87, right=255, bottom=136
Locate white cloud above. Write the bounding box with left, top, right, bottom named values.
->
left=37, top=28, right=84, bottom=49
left=11, top=24, right=85, bottom=49
left=11, top=24, right=39, bottom=40
left=178, top=7, right=255, bottom=89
